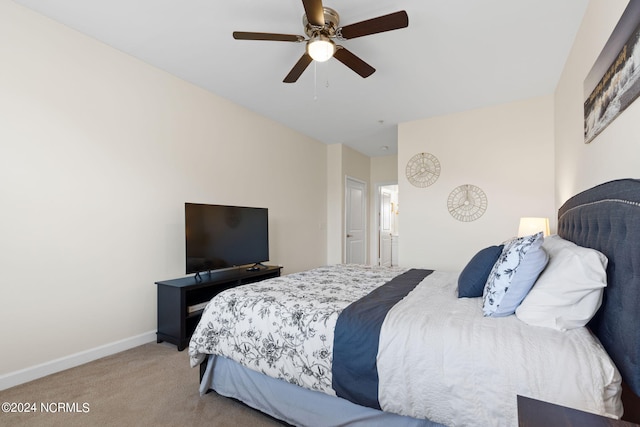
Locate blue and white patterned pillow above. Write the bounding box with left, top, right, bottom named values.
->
left=482, top=232, right=548, bottom=317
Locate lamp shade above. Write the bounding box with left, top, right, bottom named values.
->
left=518, top=217, right=550, bottom=237
left=307, top=36, right=335, bottom=62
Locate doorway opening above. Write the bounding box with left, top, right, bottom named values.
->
left=377, top=184, right=399, bottom=266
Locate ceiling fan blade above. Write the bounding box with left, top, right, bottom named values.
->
left=333, top=47, right=375, bottom=78
left=339, top=11, right=409, bottom=40
left=233, top=32, right=305, bottom=42
left=283, top=53, right=313, bottom=83
left=302, top=0, right=325, bottom=27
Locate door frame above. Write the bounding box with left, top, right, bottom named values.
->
left=373, top=181, right=398, bottom=266
left=344, top=176, right=367, bottom=264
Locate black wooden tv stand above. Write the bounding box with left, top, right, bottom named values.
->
left=155, top=265, right=282, bottom=350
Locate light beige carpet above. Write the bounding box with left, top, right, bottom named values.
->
left=0, top=342, right=285, bottom=426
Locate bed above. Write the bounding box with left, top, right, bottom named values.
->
left=188, top=178, right=640, bottom=426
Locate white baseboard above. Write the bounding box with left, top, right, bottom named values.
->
left=0, top=331, right=157, bottom=391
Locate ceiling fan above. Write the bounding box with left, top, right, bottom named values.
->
left=232, top=0, right=409, bottom=83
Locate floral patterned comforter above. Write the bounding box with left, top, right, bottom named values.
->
left=188, top=264, right=407, bottom=395
left=188, top=265, right=623, bottom=425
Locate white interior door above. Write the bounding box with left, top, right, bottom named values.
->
left=379, top=189, right=393, bottom=266
left=345, top=177, right=366, bottom=264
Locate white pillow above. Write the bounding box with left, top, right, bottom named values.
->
left=515, top=234, right=608, bottom=331
left=482, top=232, right=548, bottom=317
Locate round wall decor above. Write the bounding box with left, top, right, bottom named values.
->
left=447, top=184, right=488, bottom=222
left=405, top=152, right=441, bottom=188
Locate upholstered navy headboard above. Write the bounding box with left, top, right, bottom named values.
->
left=557, top=178, right=640, bottom=397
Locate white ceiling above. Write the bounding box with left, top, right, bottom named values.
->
left=13, top=0, right=589, bottom=157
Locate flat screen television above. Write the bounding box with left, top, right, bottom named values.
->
left=185, top=203, right=269, bottom=274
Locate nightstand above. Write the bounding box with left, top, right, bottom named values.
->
left=517, top=395, right=638, bottom=427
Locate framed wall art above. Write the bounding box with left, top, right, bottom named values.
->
left=584, top=1, right=640, bottom=144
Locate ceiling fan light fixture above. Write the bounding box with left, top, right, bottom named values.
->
left=307, top=35, right=335, bottom=62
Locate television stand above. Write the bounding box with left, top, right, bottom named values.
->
left=155, top=265, right=282, bottom=350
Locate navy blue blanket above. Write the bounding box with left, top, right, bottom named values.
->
left=332, top=268, right=434, bottom=409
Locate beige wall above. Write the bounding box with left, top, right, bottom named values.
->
left=342, top=145, right=371, bottom=184
left=398, top=96, right=556, bottom=271
left=0, top=1, right=327, bottom=381
left=326, top=144, right=343, bottom=265
left=370, top=155, right=399, bottom=184
left=554, top=0, right=640, bottom=206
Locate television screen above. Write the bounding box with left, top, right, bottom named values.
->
left=185, top=203, right=269, bottom=274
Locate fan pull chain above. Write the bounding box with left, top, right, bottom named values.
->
left=326, top=64, right=330, bottom=88
left=314, top=61, right=318, bottom=101
left=312, top=62, right=329, bottom=100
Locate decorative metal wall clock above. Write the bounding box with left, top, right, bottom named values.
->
left=405, top=152, right=441, bottom=188
left=447, top=184, right=488, bottom=222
